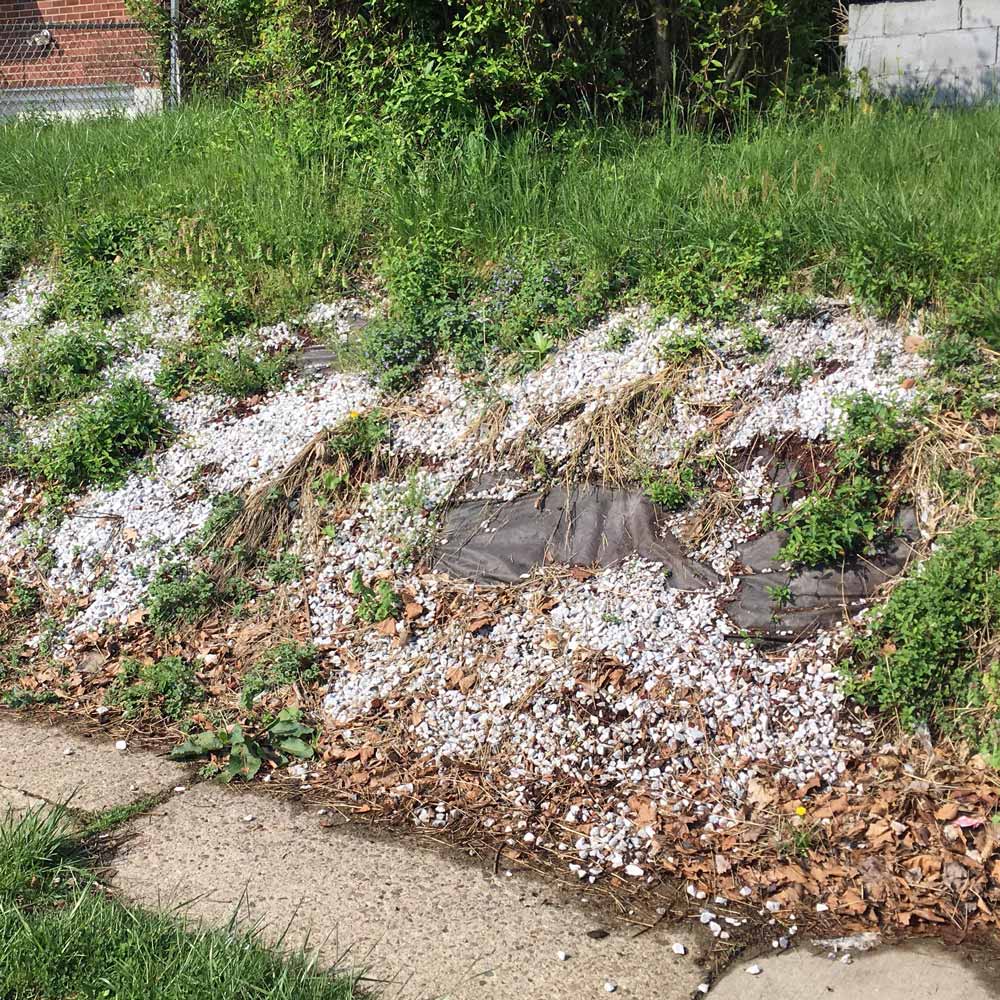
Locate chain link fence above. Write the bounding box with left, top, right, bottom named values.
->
left=0, top=2, right=209, bottom=119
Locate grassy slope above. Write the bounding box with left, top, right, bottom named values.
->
left=0, top=805, right=363, bottom=1000
left=2, top=104, right=1000, bottom=322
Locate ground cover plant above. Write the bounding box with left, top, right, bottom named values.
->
left=0, top=804, right=363, bottom=999
left=24, top=379, right=169, bottom=492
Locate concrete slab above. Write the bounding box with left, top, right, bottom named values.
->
left=0, top=712, right=187, bottom=814
left=113, top=783, right=704, bottom=1000
left=710, top=940, right=998, bottom=1000
left=0, top=784, right=48, bottom=817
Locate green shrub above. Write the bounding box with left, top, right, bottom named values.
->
left=29, top=379, right=169, bottom=491
left=645, top=232, right=787, bottom=321
left=146, top=1, right=833, bottom=139
left=656, top=329, right=710, bottom=364
left=264, top=551, right=302, bottom=584
left=192, top=287, right=255, bottom=340
left=327, top=410, right=388, bottom=461
left=0, top=325, right=112, bottom=416
left=835, top=393, right=913, bottom=469
left=0, top=201, right=34, bottom=283
left=850, top=516, right=1000, bottom=730
left=108, top=655, right=203, bottom=720
left=156, top=342, right=289, bottom=399
left=364, top=235, right=474, bottom=392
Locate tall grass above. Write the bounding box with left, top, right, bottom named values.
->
left=2, top=102, right=1000, bottom=322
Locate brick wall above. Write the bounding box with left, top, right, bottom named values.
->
left=0, top=0, right=159, bottom=110
left=846, top=1, right=1000, bottom=103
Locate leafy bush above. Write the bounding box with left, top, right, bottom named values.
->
left=108, top=656, right=203, bottom=720
left=645, top=232, right=787, bottom=320
left=849, top=451, right=1000, bottom=733
left=192, top=287, right=255, bottom=340
left=0, top=200, right=34, bottom=283
left=153, top=1, right=833, bottom=139
left=327, top=410, right=389, bottom=461
left=835, top=393, right=913, bottom=469
left=29, top=379, right=169, bottom=491
left=363, top=235, right=474, bottom=392
left=0, top=325, right=112, bottom=416
left=156, top=341, right=289, bottom=399
left=264, top=551, right=303, bottom=583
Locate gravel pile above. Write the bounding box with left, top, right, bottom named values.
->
left=0, top=278, right=926, bottom=876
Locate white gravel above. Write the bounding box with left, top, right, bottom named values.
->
left=0, top=276, right=925, bottom=879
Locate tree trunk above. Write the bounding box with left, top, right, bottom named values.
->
left=654, top=0, right=671, bottom=105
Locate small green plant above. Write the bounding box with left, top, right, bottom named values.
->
left=199, top=492, right=244, bottom=546
left=49, top=212, right=149, bottom=320
left=779, top=477, right=882, bottom=567
left=766, top=583, right=792, bottom=609
left=6, top=580, right=41, bottom=619
left=28, top=379, right=169, bottom=491
left=192, top=287, right=255, bottom=340
left=240, top=641, right=321, bottom=709
left=264, top=551, right=303, bottom=584
left=364, top=235, right=474, bottom=392
left=849, top=457, right=1000, bottom=733
left=603, top=324, right=635, bottom=351
left=738, top=324, right=769, bottom=355
left=156, top=341, right=288, bottom=399
left=835, top=393, right=913, bottom=469
left=350, top=570, right=402, bottom=624
left=0, top=325, right=112, bottom=416
left=519, top=329, right=556, bottom=370
left=764, top=290, right=816, bottom=322
left=783, top=358, right=815, bottom=389
left=642, top=466, right=698, bottom=511
left=146, top=562, right=217, bottom=634
left=107, top=656, right=203, bottom=720
left=170, top=707, right=316, bottom=783
left=656, top=330, right=709, bottom=364
left=1, top=687, right=58, bottom=709
left=327, top=410, right=388, bottom=462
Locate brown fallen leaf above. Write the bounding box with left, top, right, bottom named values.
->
left=935, top=802, right=960, bottom=822
left=376, top=618, right=398, bottom=637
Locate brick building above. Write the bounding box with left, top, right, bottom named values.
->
left=0, top=1, right=161, bottom=115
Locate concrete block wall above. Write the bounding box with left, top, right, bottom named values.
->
left=847, top=1, right=1000, bottom=103
left=0, top=0, right=160, bottom=115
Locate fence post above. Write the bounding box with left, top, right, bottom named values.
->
left=169, top=0, right=182, bottom=107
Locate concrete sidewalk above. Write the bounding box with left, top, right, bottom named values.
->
left=2, top=711, right=998, bottom=1000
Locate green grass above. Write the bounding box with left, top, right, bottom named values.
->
left=2, top=103, right=1000, bottom=344
left=0, top=804, right=364, bottom=999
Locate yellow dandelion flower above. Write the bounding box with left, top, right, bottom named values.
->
left=795, top=806, right=807, bottom=817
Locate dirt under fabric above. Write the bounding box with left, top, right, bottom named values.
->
left=432, top=483, right=919, bottom=639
